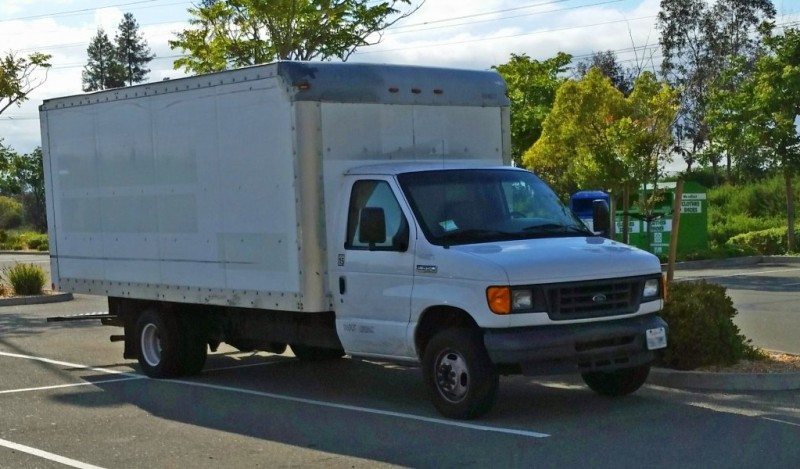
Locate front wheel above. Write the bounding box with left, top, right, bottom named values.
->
left=581, top=364, right=650, bottom=397
left=422, top=329, right=499, bottom=420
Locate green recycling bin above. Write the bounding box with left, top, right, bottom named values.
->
left=614, top=181, right=708, bottom=256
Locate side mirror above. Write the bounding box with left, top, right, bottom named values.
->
left=592, top=199, right=610, bottom=238
left=359, top=207, right=386, bottom=248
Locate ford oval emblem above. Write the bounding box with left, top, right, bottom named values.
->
left=592, top=293, right=607, bottom=303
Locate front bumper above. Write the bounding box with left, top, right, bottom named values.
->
left=483, top=314, right=667, bottom=376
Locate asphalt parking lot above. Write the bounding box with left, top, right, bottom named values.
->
left=0, top=256, right=798, bottom=467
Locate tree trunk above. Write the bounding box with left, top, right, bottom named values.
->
left=622, top=186, right=630, bottom=245
left=786, top=167, right=796, bottom=253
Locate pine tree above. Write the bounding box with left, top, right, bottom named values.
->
left=82, top=29, right=124, bottom=91
left=115, top=13, right=154, bottom=86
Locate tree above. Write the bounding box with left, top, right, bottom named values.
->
left=524, top=69, right=677, bottom=242
left=0, top=142, right=45, bottom=231
left=657, top=0, right=775, bottom=176
left=115, top=12, right=154, bottom=86
left=82, top=28, right=125, bottom=91
left=0, top=52, right=51, bottom=116
left=707, top=28, right=800, bottom=251
left=169, top=0, right=417, bottom=74
left=493, top=52, right=572, bottom=165
left=575, top=50, right=634, bottom=95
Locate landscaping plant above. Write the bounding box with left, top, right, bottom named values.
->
left=657, top=280, right=763, bottom=370
left=5, top=263, right=46, bottom=296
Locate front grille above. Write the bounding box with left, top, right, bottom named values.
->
left=545, top=278, right=642, bottom=320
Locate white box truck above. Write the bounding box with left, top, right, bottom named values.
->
left=40, top=61, right=667, bottom=419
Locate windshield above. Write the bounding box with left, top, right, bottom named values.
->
left=397, top=169, right=591, bottom=246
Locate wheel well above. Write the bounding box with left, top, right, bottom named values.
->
left=415, top=306, right=479, bottom=358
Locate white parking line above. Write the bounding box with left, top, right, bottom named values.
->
left=1, top=350, right=550, bottom=439
left=761, top=417, right=800, bottom=428
left=0, top=351, right=137, bottom=377
left=170, top=379, right=550, bottom=438
left=0, top=376, right=145, bottom=395
left=0, top=437, right=105, bottom=469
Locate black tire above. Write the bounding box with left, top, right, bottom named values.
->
left=422, top=328, right=499, bottom=420
left=290, top=344, right=345, bottom=361
left=136, top=310, right=181, bottom=378
left=136, top=310, right=207, bottom=378
left=581, top=364, right=650, bottom=397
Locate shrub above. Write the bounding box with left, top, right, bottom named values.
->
left=708, top=214, right=783, bottom=247
left=725, top=225, right=800, bottom=255
left=20, top=232, right=48, bottom=251
left=657, top=281, right=762, bottom=370
left=0, top=196, right=23, bottom=229
left=5, top=263, right=47, bottom=295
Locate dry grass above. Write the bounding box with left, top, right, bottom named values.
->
left=697, top=350, right=800, bottom=373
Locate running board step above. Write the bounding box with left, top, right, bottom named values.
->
left=47, top=312, right=117, bottom=323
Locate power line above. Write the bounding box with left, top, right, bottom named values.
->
left=390, top=0, right=579, bottom=31
left=387, top=0, right=625, bottom=36
left=355, top=14, right=657, bottom=55
left=0, top=0, right=186, bottom=24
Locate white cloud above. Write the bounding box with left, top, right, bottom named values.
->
left=1, top=0, right=668, bottom=152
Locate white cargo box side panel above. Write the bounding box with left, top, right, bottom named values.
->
left=45, top=78, right=309, bottom=310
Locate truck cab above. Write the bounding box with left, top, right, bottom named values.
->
left=332, top=163, right=666, bottom=418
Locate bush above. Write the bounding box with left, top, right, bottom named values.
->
left=5, top=263, right=46, bottom=295
left=708, top=214, right=784, bottom=247
left=0, top=196, right=23, bottom=229
left=20, top=232, right=48, bottom=251
left=726, top=225, right=800, bottom=255
left=657, top=281, right=762, bottom=370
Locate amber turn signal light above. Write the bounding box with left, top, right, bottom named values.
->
left=486, top=286, right=511, bottom=315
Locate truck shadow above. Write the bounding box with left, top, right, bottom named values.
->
left=45, top=352, right=800, bottom=467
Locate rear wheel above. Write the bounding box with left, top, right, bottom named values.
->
left=290, top=344, right=344, bottom=361
left=581, top=364, right=650, bottom=397
left=136, top=310, right=207, bottom=378
left=422, top=328, right=498, bottom=420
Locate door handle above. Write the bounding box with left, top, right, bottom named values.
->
left=339, top=276, right=346, bottom=295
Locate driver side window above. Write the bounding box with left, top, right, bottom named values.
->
left=345, top=180, right=409, bottom=251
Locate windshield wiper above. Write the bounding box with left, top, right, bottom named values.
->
left=521, top=223, right=594, bottom=236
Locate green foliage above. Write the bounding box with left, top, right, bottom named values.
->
left=170, top=0, right=414, bottom=73
left=493, top=52, right=572, bottom=164
left=726, top=225, right=800, bottom=255
left=707, top=28, right=800, bottom=250
left=0, top=230, right=49, bottom=251
left=82, top=28, right=125, bottom=91
left=0, top=143, right=46, bottom=232
left=658, top=281, right=762, bottom=370
left=0, top=196, right=22, bottom=229
left=524, top=69, right=677, bottom=200
left=83, top=14, right=152, bottom=90
left=0, top=51, right=51, bottom=116
left=4, top=263, right=46, bottom=295
left=115, top=12, right=154, bottom=86
left=657, top=0, right=775, bottom=171
left=707, top=174, right=800, bottom=245
left=574, top=50, right=633, bottom=95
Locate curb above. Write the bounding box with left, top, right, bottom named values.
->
left=664, top=255, right=800, bottom=271
left=0, top=250, right=49, bottom=256
left=0, top=292, right=73, bottom=307
left=649, top=367, right=800, bottom=392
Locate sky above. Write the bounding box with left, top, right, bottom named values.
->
left=1, top=0, right=799, bottom=155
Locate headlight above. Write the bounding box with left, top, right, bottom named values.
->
left=643, top=278, right=660, bottom=299
left=512, top=289, right=533, bottom=310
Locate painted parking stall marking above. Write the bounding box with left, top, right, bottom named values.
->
left=0, top=438, right=106, bottom=469
left=0, top=350, right=550, bottom=439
